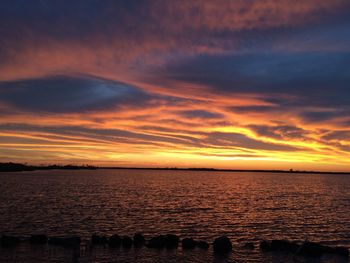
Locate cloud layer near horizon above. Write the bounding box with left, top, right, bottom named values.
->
left=1, top=0, right=350, bottom=170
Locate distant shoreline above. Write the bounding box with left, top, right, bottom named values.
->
left=1, top=162, right=350, bottom=175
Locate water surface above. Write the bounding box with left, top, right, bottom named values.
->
left=0, top=169, right=349, bottom=262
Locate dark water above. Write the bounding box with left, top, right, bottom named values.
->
left=0, top=169, right=349, bottom=262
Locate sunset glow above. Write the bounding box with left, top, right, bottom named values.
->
left=1, top=0, right=350, bottom=171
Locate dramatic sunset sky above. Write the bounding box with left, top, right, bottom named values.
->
left=1, top=0, right=350, bottom=171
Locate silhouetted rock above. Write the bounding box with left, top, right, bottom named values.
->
left=298, top=242, right=349, bottom=258
left=299, top=241, right=328, bottom=256
left=1, top=235, right=20, bottom=247
left=197, top=241, right=209, bottom=250
left=91, top=234, right=107, bottom=245
left=242, top=242, right=255, bottom=250
left=260, top=240, right=271, bottom=252
left=108, top=234, right=121, bottom=248
left=260, top=239, right=298, bottom=253
left=122, top=236, right=133, bottom=248
left=213, top=236, right=232, bottom=254
left=260, top=239, right=349, bottom=258
left=182, top=238, right=196, bottom=249
left=270, top=239, right=299, bottom=253
left=133, top=233, right=145, bottom=247
left=48, top=236, right=80, bottom=248
left=164, top=234, right=179, bottom=249
left=147, top=235, right=166, bottom=249
left=331, top=246, right=349, bottom=258
left=29, top=234, right=48, bottom=245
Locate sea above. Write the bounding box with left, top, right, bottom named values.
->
left=0, top=169, right=349, bottom=262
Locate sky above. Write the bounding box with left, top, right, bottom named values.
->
left=1, top=0, right=350, bottom=171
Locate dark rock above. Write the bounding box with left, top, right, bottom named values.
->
left=48, top=236, right=80, bottom=248
left=298, top=242, right=326, bottom=257
left=270, top=239, right=299, bottom=253
left=133, top=233, right=145, bottom=247
left=147, top=235, right=166, bottom=249
left=197, top=241, right=209, bottom=250
left=260, top=239, right=299, bottom=253
left=1, top=235, right=20, bottom=247
left=242, top=242, right=255, bottom=250
left=330, top=246, right=349, bottom=258
left=182, top=238, right=196, bottom=250
left=213, top=236, right=232, bottom=254
left=108, top=234, right=121, bottom=248
left=122, top=236, right=133, bottom=248
left=29, top=234, right=48, bottom=245
left=259, top=239, right=349, bottom=258
left=164, top=234, right=179, bottom=249
left=298, top=242, right=349, bottom=258
left=260, top=240, right=271, bottom=252
left=91, top=234, right=107, bottom=245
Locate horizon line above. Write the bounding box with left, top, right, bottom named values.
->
left=1, top=162, right=350, bottom=175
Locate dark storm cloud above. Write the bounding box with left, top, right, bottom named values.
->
left=0, top=76, right=151, bottom=113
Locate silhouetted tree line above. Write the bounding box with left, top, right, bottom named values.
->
left=0, top=162, right=97, bottom=172
left=1, top=162, right=349, bottom=174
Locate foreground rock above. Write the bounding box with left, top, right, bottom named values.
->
left=299, top=241, right=349, bottom=258
left=259, top=240, right=271, bottom=252
left=122, top=236, right=133, bottom=248
left=146, top=234, right=181, bottom=249
left=260, top=239, right=298, bottom=253
left=1, top=235, right=20, bottom=247
left=197, top=241, right=209, bottom=250
left=271, top=239, right=299, bottom=253
left=164, top=234, right=179, bottom=249
left=48, top=236, right=81, bottom=248
left=29, top=234, right=48, bottom=245
left=182, top=238, right=196, bottom=249
left=91, top=234, right=107, bottom=245
left=181, top=238, right=209, bottom=250
left=242, top=242, right=255, bottom=250
left=260, top=239, right=349, bottom=258
left=147, top=235, right=166, bottom=249
left=108, top=234, right=121, bottom=248
left=213, top=236, right=232, bottom=254
left=133, top=233, right=146, bottom=247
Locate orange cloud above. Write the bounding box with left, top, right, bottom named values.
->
left=1, top=1, right=350, bottom=171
